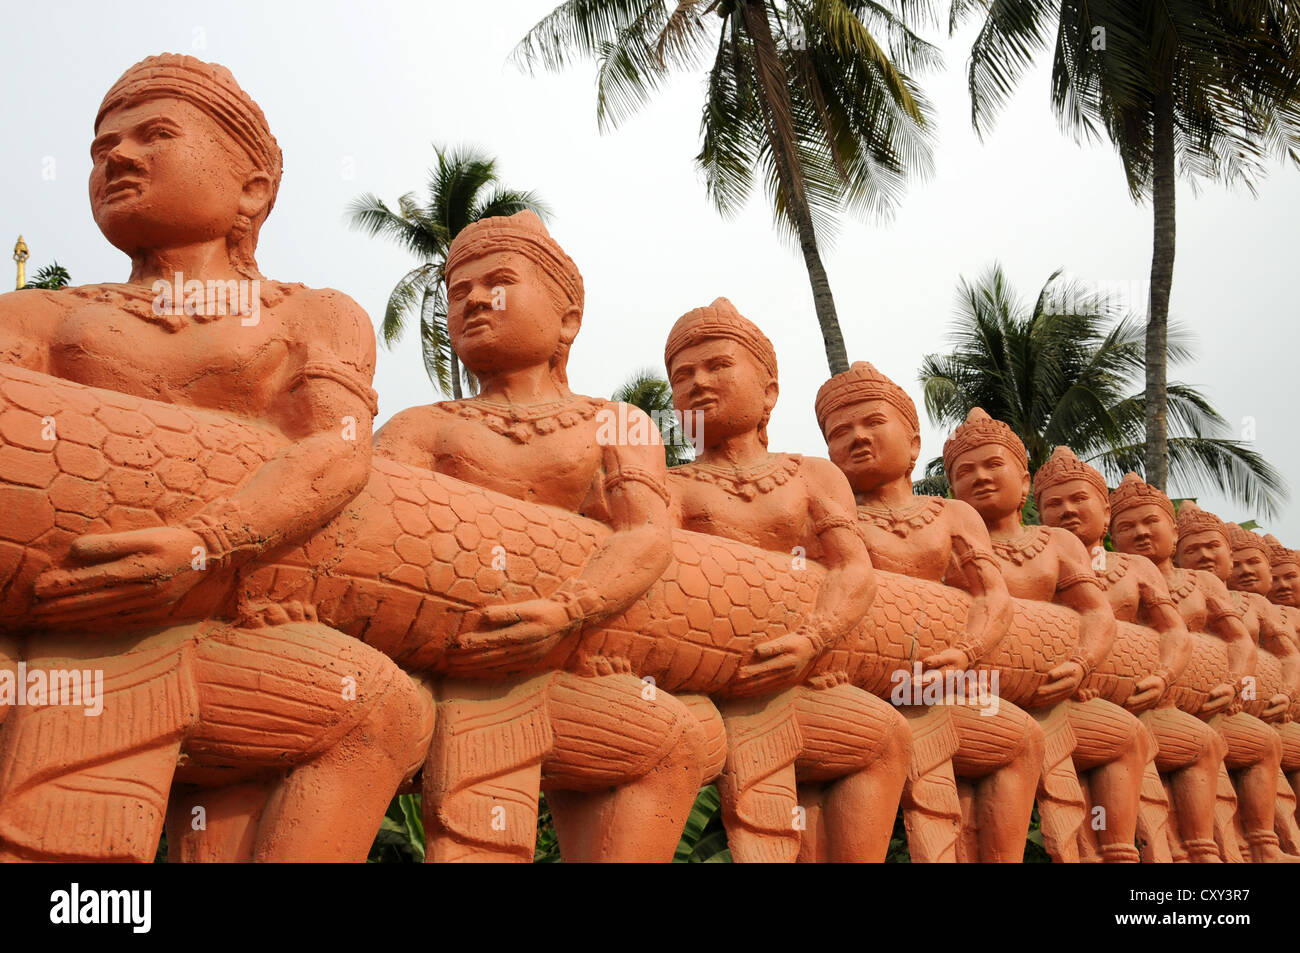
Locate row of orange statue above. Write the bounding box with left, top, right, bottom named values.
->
left=1, top=54, right=1297, bottom=862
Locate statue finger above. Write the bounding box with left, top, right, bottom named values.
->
left=29, top=583, right=162, bottom=622
left=70, top=532, right=151, bottom=563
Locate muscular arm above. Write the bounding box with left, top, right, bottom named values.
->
left=1052, top=528, right=1117, bottom=672
left=1202, top=572, right=1256, bottom=686
left=1256, top=597, right=1300, bottom=703
left=188, top=290, right=378, bottom=566
left=942, top=499, right=1013, bottom=666
left=560, top=408, right=673, bottom=625
left=1136, top=556, right=1193, bottom=684
left=799, top=458, right=876, bottom=651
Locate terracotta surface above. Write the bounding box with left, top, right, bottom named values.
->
left=819, top=363, right=1041, bottom=862
left=0, top=55, right=434, bottom=862
left=663, top=305, right=910, bottom=862
left=1036, top=447, right=1224, bottom=861
left=1110, top=482, right=1298, bottom=861
left=946, top=411, right=1147, bottom=862
left=5, top=55, right=1300, bottom=865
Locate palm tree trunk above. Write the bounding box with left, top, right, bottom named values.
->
left=1144, top=91, right=1176, bottom=491
left=450, top=346, right=463, bottom=400
left=740, top=1, right=848, bottom=375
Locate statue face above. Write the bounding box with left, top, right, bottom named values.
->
left=1175, top=529, right=1232, bottom=579
left=822, top=399, right=918, bottom=492
left=90, top=98, right=251, bottom=254
left=1110, top=503, right=1176, bottom=562
left=1271, top=562, right=1300, bottom=607
left=1229, top=549, right=1273, bottom=595
left=446, top=250, right=575, bottom=377
left=1038, top=478, right=1109, bottom=548
left=948, top=444, right=1027, bottom=523
left=668, top=338, right=774, bottom=440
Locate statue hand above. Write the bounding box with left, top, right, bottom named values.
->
left=735, top=631, right=818, bottom=694
left=921, top=647, right=971, bottom=673
left=31, top=526, right=208, bottom=623
left=445, top=599, right=571, bottom=669
left=1031, top=659, right=1086, bottom=707
left=1124, top=673, right=1168, bottom=713
left=1200, top=681, right=1237, bottom=716
left=1261, top=692, right=1291, bottom=723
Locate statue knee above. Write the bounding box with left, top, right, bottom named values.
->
left=884, top=705, right=913, bottom=766
left=1020, top=717, right=1046, bottom=768
left=363, top=670, right=437, bottom=779
left=676, top=694, right=727, bottom=783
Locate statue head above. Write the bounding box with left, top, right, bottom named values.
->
left=1034, top=446, right=1110, bottom=549
left=943, top=407, right=1029, bottom=523
left=1263, top=535, right=1300, bottom=608
left=1108, top=473, right=1177, bottom=563
left=1225, top=523, right=1273, bottom=595
left=664, top=297, right=777, bottom=447
left=815, top=362, right=920, bottom=492
left=91, top=54, right=282, bottom=279
left=1173, top=501, right=1232, bottom=580
left=443, top=210, right=584, bottom=390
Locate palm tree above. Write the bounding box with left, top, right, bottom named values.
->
left=612, top=368, right=696, bottom=466
left=348, top=146, right=550, bottom=398
left=20, top=262, right=71, bottom=290
left=916, top=264, right=1288, bottom=518
left=513, top=1, right=940, bottom=375
left=954, top=0, right=1300, bottom=491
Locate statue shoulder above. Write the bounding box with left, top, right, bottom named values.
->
left=0, top=285, right=78, bottom=371
left=275, top=285, right=376, bottom=370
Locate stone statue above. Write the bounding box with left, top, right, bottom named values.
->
left=817, top=363, right=1043, bottom=862
left=1263, top=534, right=1300, bottom=829
left=1109, top=480, right=1297, bottom=861
left=372, top=211, right=714, bottom=862
left=947, top=411, right=1149, bottom=863
left=663, top=304, right=911, bottom=862
left=0, top=54, right=434, bottom=862
left=1036, top=447, right=1226, bottom=862
left=1222, top=523, right=1300, bottom=851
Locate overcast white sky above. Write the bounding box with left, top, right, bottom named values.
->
left=4, top=1, right=1298, bottom=540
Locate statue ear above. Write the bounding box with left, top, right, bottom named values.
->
left=238, top=171, right=273, bottom=221
left=559, top=303, right=581, bottom=345
left=764, top=378, right=778, bottom=414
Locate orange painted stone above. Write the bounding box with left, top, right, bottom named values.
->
left=0, top=55, right=435, bottom=863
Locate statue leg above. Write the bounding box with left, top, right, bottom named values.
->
left=0, top=638, right=197, bottom=862
left=1029, top=701, right=1085, bottom=863
left=899, top=705, right=961, bottom=863
left=186, top=623, right=435, bottom=863
left=1214, top=711, right=1300, bottom=862
left=714, top=689, right=803, bottom=863
left=164, top=778, right=274, bottom=862
left=424, top=674, right=554, bottom=863
left=1069, top=697, right=1146, bottom=862
left=791, top=678, right=911, bottom=862
left=1274, top=721, right=1300, bottom=848
left=1145, top=706, right=1223, bottom=862
left=951, top=700, right=1044, bottom=862
left=543, top=672, right=709, bottom=862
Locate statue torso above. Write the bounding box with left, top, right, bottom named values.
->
left=44, top=283, right=304, bottom=417
left=415, top=395, right=613, bottom=517
left=990, top=526, right=1061, bottom=602
left=668, top=453, right=811, bottom=554
left=853, top=496, right=952, bottom=581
